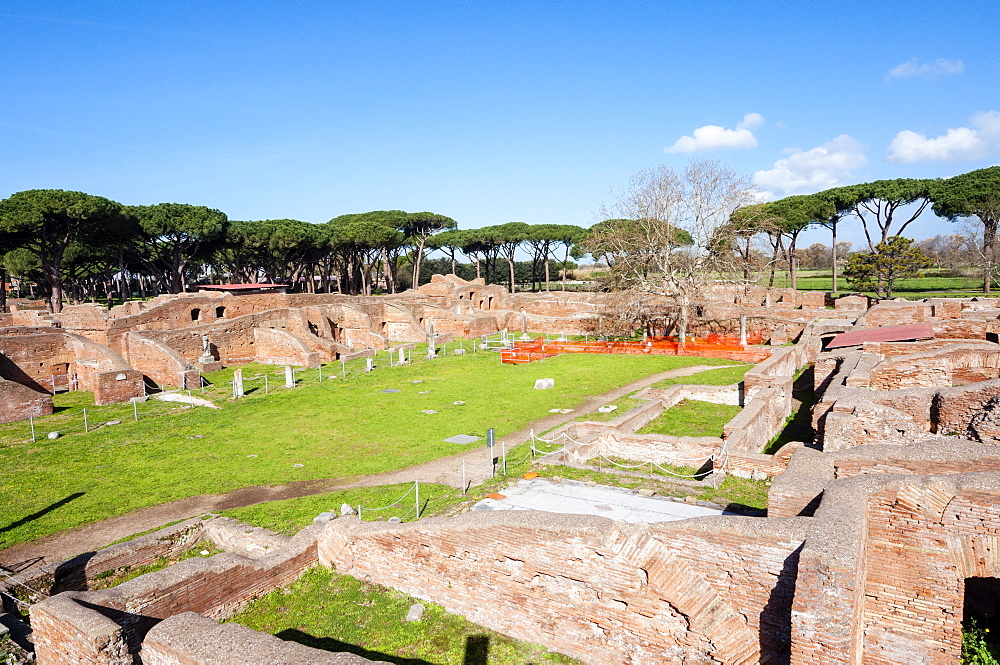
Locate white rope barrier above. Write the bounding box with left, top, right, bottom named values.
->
left=358, top=483, right=417, bottom=515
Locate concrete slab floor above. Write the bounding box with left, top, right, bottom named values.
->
left=472, top=478, right=728, bottom=524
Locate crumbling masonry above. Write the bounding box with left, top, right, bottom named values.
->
left=11, top=295, right=1000, bottom=663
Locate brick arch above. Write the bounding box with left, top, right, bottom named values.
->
left=892, top=480, right=957, bottom=522
left=948, top=534, right=1000, bottom=579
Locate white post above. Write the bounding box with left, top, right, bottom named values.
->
left=83, top=408, right=88, bottom=433
left=30, top=416, right=36, bottom=442
left=264, top=374, right=269, bottom=395
left=414, top=480, right=420, bottom=519
left=342, top=360, right=346, bottom=378
left=318, top=365, right=323, bottom=383
left=365, top=357, right=374, bottom=373
left=284, top=365, right=295, bottom=388
left=501, top=441, right=506, bottom=476
left=233, top=368, right=244, bottom=398
left=462, top=458, right=467, bottom=494
left=133, top=399, right=138, bottom=421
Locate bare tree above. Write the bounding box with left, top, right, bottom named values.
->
left=586, top=159, right=758, bottom=347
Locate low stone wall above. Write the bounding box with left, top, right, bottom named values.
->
left=319, top=511, right=809, bottom=664
left=30, top=523, right=322, bottom=665
left=723, top=386, right=785, bottom=455
left=141, top=613, right=381, bottom=664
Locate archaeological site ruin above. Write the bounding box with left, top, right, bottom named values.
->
left=3, top=278, right=1000, bottom=663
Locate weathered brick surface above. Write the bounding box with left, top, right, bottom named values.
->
left=0, top=377, right=52, bottom=423
left=862, top=301, right=934, bottom=327
left=141, top=613, right=382, bottom=664
left=31, top=524, right=321, bottom=665
left=866, top=342, right=1000, bottom=389
left=320, top=511, right=809, bottom=664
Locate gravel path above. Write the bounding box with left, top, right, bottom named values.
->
left=0, top=363, right=727, bottom=573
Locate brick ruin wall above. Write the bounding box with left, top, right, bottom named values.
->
left=0, top=331, right=143, bottom=405
left=857, top=476, right=1000, bottom=663
left=0, top=377, right=52, bottom=423
left=865, top=342, right=1000, bottom=389
left=30, top=521, right=326, bottom=665
left=22, top=454, right=1000, bottom=665
left=319, top=511, right=810, bottom=664
left=813, top=342, right=1000, bottom=450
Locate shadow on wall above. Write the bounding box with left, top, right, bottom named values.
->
left=277, top=629, right=493, bottom=665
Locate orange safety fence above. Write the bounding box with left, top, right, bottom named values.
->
left=500, top=334, right=772, bottom=364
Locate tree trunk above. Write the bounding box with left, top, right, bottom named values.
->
left=676, top=296, right=689, bottom=352
left=544, top=259, right=551, bottom=291
left=831, top=219, right=839, bottom=294
left=562, top=245, right=570, bottom=291
left=0, top=268, right=7, bottom=314
left=983, top=220, right=997, bottom=294
left=507, top=255, right=516, bottom=293
left=45, top=261, right=63, bottom=313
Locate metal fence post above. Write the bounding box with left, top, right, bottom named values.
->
left=414, top=480, right=420, bottom=519
left=133, top=400, right=138, bottom=421
left=264, top=374, right=269, bottom=395
left=30, top=416, right=36, bottom=442
left=83, top=408, right=88, bottom=433
left=462, top=458, right=467, bottom=494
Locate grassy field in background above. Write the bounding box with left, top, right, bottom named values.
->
left=0, top=351, right=734, bottom=550
left=652, top=365, right=750, bottom=389
left=765, top=269, right=986, bottom=297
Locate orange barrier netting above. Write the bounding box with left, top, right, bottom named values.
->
left=500, top=334, right=772, bottom=364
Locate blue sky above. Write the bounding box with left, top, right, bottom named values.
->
left=2, top=1, right=998, bottom=250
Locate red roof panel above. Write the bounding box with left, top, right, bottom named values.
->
left=826, top=323, right=935, bottom=349
left=198, top=283, right=287, bottom=290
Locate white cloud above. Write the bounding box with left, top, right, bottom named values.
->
left=887, top=57, right=965, bottom=80
left=737, top=112, right=765, bottom=130
left=754, top=135, right=868, bottom=198
left=886, top=111, right=1000, bottom=163
left=664, top=113, right=764, bottom=153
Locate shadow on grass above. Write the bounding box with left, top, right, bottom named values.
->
left=277, top=629, right=434, bottom=665
left=276, top=629, right=492, bottom=665
left=0, top=492, right=85, bottom=535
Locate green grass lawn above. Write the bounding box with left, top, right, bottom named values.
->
left=652, top=364, right=750, bottom=389
left=228, top=567, right=581, bottom=665
left=637, top=400, right=742, bottom=438
left=0, top=351, right=730, bottom=550
left=764, top=270, right=987, bottom=296
left=221, top=482, right=459, bottom=533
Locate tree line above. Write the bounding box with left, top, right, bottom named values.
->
left=582, top=162, right=999, bottom=340
left=718, top=165, right=999, bottom=297
left=0, top=191, right=587, bottom=313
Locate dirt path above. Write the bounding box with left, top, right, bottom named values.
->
left=0, top=363, right=728, bottom=573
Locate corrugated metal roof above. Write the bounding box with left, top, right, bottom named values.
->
left=826, top=323, right=935, bottom=349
